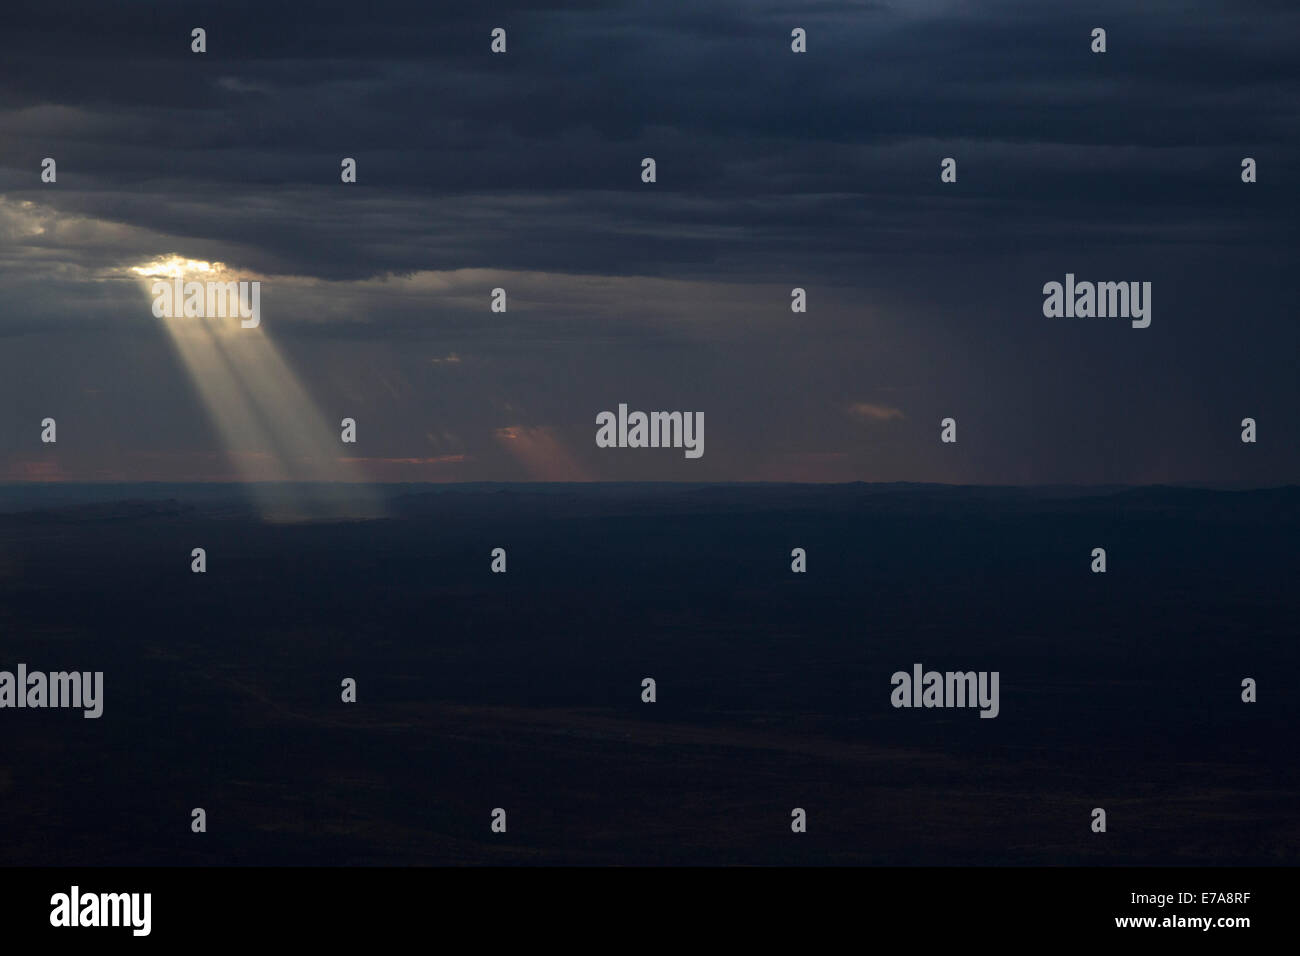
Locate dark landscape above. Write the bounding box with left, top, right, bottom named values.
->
left=0, top=482, right=1294, bottom=866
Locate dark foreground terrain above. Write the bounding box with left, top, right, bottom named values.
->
left=0, top=482, right=1296, bottom=865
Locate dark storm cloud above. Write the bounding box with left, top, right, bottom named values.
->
left=0, top=0, right=1296, bottom=285
left=0, top=0, right=1297, bottom=485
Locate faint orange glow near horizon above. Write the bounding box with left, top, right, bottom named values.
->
left=494, top=425, right=590, bottom=481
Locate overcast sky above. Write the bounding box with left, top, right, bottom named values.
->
left=1, top=0, right=1296, bottom=484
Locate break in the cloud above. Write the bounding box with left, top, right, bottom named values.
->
left=1, top=0, right=1297, bottom=485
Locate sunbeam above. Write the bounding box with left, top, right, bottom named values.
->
left=129, top=256, right=383, bottom=521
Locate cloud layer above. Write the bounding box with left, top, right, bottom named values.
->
left=1, top=0, right=1297, bottom=484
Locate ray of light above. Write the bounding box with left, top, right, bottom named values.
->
left=130, top=256, right=384, bottom=521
